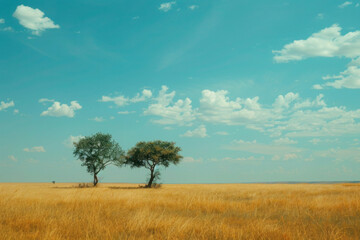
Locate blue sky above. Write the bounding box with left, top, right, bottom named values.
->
left=1, top=0, right=360, bottom=183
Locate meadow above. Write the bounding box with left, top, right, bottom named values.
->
left=0, top=183, right=359, bottom=240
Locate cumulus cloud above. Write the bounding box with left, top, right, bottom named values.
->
left=198, top=89, right=274, bottom=127
left=0, top=100, right=15, bottom=111
left=320, top=62, right=360, bottom=89
left=273, top=24, right=360, bottom=62
left=273, top=92, right=299, bottom=110
left=159, top=2, right=176, bottom=12
left=100, top=89, right=152, bottom=106
left=24, top=146, right=45, bottom=152
left=64, top=135, right=84, bottom=148
left=0, top=19, right=4, bottom=24
left=197, top=89, right=360, bottom=137
left=41, top=101, right=82, bottom=118
left=100, top=95, right=128, bottom=106
left=339, top=1, right=352, bottom=8
left=144, top=86, right=195, bottom=125
left=312, top=84, right=323, bottom=90
left=131, top=89, right=153, bottom=103
left=8, top=155, right=17, bottom=162
left=13, top=5, right=60, bottom=35
left=181, top=125, right=207, bottom=138
left=273, top=24, right=360, bottom=88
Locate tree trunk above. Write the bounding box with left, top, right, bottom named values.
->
left=147, top=169, right=155, bottom=188
left=93, top=173, right=98, bottom=187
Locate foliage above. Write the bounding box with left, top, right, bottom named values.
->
left=126, top=140, right=182, bottom=188
left=73, top=133, right=125, bottom=186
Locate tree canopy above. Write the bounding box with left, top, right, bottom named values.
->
left=126, top=140, right=182, bottom=188
left=73, top=133, right=125, bottom=186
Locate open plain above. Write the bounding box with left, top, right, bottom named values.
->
left=0, top=183, right=360, bottom=240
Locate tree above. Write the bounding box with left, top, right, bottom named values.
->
left=73, top=133, right=125, bottom=186
left=126, top=140, right=182, bottom=188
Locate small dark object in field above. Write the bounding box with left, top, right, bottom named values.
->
left=52, top=181, right=55, bottom=184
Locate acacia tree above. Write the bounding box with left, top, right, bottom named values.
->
left=126, top=140, right=182, bottom=188
left=73, top=133, right=125, bottom=186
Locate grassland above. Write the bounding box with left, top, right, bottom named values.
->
left=0, top=183, right=359, bottom=239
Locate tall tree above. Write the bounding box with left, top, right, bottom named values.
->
left=126, top=140, right=182, bottom=188
left=73, top=133, right=125, bottom=186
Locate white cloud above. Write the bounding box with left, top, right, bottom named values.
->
left=339, top=1, right=352, bottom=8
left=198, top=89, right=274, bottom=127
left=159, top=2, right=176, bottom=12
left=39, top=98, right=54, bottom=103
left=189, top=5, right=199, bottom=10
left=24, top=146, right=45, bottom=152
left=273, top=92, right=299, bottom=109
left=0, top=100, right=15, bottom=111
left=8, top=155, right=17, bottom=162
left=132, top=16, right=140, bottom=20
left=312, top=84, right=323, bottom=90
left=92, top=117, right=105, bottom=122
left=273, top=24, right=360, bottom=62
left=0, top=19, right=5, bottom=24
left=41, top=101, right=82, bottom=118
left=100, top=95, right=128, bottom=106
left=181, top=125, right=207, bottom=138
left=293, top=94, right=326, bottom=109
left=320, top=64, right=360, bottom=89
left=64, top=135, right=84, bottom=148
left=198, top=90, right=360, bottom=137
left=13, top=109, right=19, bottom=114
left=273, top=24, right=360, bottom=88
left=13, top=5, right=60, bottom=35
left=131, top=89, right=153, bottom=103
left=144, top=86, right=195, bottom=125
left=100, top=89, right=152, bottom=106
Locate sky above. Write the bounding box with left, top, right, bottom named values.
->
left=1, top=0, right=360, bottom=183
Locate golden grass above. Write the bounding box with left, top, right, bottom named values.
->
left=0, top=183, right=359, bottom=240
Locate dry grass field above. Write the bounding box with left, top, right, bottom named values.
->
left=0, top=183, right=360, bottom=240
